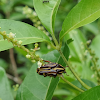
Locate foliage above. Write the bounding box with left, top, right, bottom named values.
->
left=0, top=0, right=100, bottom=100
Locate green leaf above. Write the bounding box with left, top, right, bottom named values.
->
left=0, top=67, right=13, bottom=100
left=60, top=0, right=100, bottom=40
left=72, top=85, right=100, bottom=100
left=0, top=19, right=51, bottom=51
left=64, top=29, right=86, bottom=63
left=33, top=0, right=61, bottom=34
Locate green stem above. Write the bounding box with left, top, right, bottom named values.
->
left=58, top=49, right=91, bottom=90
left=59, top=75, right=84, bottom=92
left=51, top=32, right=59, bottom=46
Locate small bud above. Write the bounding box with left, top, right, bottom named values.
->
left=32, top=60, right=36, bottom=63
left=32, top=19, right=37, bottom=22
left=37, top=21, right=41, bottom=25
left=9, top=32, right=16, bottom=38
left=26, top=54, right=31, bottom=58
left=37, top=61, right=42, bottom=68
left=45, top=32, right=49, bottom=35
left=49, top=37, right=52, bottom=40
left=69, top=55, right=72, bottom=59
left=13, top=84, right=19, bottom=91
left=87, top=40, right=91, bottom=44
left=13, top=39, right=17, bottom=43
left=36, top=55, right=39, bottom=57
left=16, top=84, right=19, bottom=88
left=84, top=50, right=88, bottom=55
left=30, top=49, right=34, bottom=51
left=47, top=45, right=51, bottom=49
left=84, top=50, right=88, bottom=56
left=18, top=45, right=21, bottom=48
left=0, top=27, right=1, bottom=29
left=40, top=26, right=44, bottom=30
left=13, top=44, right=16, bottom=47
left=18, top=40, right=22, bottom=44
left=27, top=8, right=32, bottom=14
left=35, top=43, right=38, bottom=48
left=2, top=31, right=6, bottom=35
left=37, top=26, right=41, bottom=30
left=34, top=24, right=38, bottom=27
left=33, top=12, right=37, bottom=16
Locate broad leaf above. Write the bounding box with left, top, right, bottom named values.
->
left=33, top=0, right=61, bottom=34
left=72, top=85, right=100, bottom=100
left=0, top=19, right=51, bottom=51
left=16, top=44, right=70, bottom=100
left=60, top=0, right=100, bottom=41
left=0, top=67, right=13, bottom=100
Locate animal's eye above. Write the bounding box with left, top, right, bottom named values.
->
left=37, top=61, right=66, bottom=78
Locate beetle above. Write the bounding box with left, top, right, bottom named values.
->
left=37, top=68, right=57, bottom=77
left=37, top=60, right=66, bottom=78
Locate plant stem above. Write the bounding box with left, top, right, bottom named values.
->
left=58, top=49, right=91, bottom=90
left=51, top=32, right=59, bottom=46
left=59, top=75, right=84, bottom=92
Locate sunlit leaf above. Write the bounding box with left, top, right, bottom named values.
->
left=33, top=0, right=61, bottom=34
left=60, top=0, right=100, bottom=41
left=0, top=19, right=51, bottom=51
